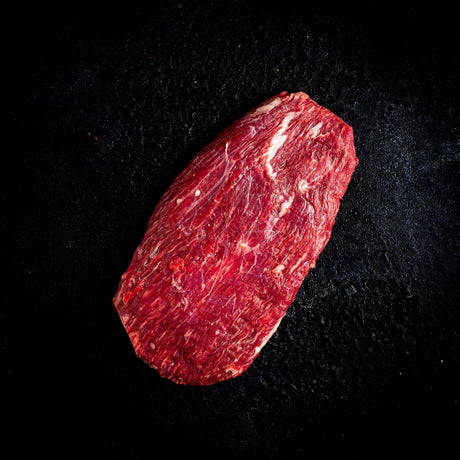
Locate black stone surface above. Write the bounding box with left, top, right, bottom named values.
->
left=6, top=2, right=459, bottom=458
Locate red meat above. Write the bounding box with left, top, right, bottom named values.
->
left=113, top=91, right=358, bottom=385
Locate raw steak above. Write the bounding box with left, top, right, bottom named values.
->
left=113, top=91, right=358, bottom=385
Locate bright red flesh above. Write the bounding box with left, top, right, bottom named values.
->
left=113, top=91, right=358, bottom=385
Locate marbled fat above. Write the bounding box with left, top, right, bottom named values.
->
left=113, top=91, right=358, bottom=385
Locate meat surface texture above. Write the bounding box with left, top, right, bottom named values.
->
left=113, top=91, right=358, bottom=385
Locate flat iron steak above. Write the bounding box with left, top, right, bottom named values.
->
left=113, top=91, right=358, bottom=385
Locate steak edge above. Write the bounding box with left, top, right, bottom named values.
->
left=113, top=91, right=358, bottom=385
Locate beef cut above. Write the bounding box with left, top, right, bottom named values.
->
left=113, top=91, right=358, bottom=385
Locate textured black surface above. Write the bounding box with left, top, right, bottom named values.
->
left=6, top=2, right=459, bottom=458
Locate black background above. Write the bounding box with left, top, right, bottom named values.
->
left=5, top=1, right=459, bottom=458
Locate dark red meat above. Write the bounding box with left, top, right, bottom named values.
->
left=113, top=91, right=358, bottom=385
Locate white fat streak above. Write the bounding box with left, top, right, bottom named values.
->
left=263, top=113, right=296, bottom=179
left=298, top=178, right=309, bottom=194
left=237, top=233, right=260, bottom=254
left=308, top=122, right=323, bottom=139
left=272, top=264, right=285, bottom=275
left=279, top=195, right=294, bottom=217
left=253, top=97, right=283, bottom=115
left=238, top=240, right=252, bottom=253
